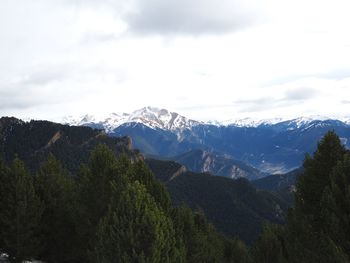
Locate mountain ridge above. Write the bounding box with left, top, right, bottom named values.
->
left=63, top=106, right=201, bottom=132
left=62, top=106, right=350, bottom=131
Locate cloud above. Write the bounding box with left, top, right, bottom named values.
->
left=124, top=0, right=263, bottom=35
left=284, top=87, right=317, bottom=101
left=20, top=67, right=69, bottom=86
left=0, top=84, right=48, bottom=110
left=80, top=32, right=120, bottom=45
left=232, top=87, right=318, bottom=113
left=60, top=0, right=264, bottom=35
left=232, top=97, right=285, bottom=113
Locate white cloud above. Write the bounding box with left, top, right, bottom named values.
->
left=0, top=0, right=350, bottom=122
left=125, top=0, right=264, bottom=35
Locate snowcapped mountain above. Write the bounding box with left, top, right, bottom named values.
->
left=220, top=116, right=350, bottom=130
left=63, top=106, right=201, bottom=132
left=222, top=117, right=285, bottom=127
left=62, top=107, right=350, bottom=175
left=64, top=107, right=350, bottom=132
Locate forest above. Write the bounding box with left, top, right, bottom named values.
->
left=0, top=131, right=350, bottom=262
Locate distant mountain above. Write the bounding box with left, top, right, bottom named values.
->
left=146, top=158, right=289, bottom=244
left=64, top=107, right=350, bottom=174
left=0, top=117, right=141, bottom=172
left=172, top=149, right=265, bottom=180
left=252, top=168, right=303, bottom=192
left=0, top=116, right=290, bottom=245
left=63, top=106, right=200, bottom=132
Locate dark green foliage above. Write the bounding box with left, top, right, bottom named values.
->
left=223, top=238, right=251, bottom=263
left=131, top=160, right=172, bottom=212
left=0, top=118, right=294, bottom=247
left=252, top=224, right=287, bottom=263
left=286, top=131, right=349, bottom=262
left=145, top=158, right=185, bottom=183
left=254, top=131, right=350, bottom=262
left=94, top=181, right=183, bottom=263
left=0, top=117, right=140, bottom=173
left=4, top=121, right=350, bottom=262
left=166, top=172, right=288, bottom=244
left=296, top=130, right=346, bottom=225
left=171, top=206, right=250, bottom=263
left=0, top=158, right=43, bottom=262
left=35, top=154, right=78, bottom=263
left=322, top=154, right=350, bottom=256
left=76, top=145, right=129, bottom=260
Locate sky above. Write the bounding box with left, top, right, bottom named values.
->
left=1, top=0, right=350, bottom=122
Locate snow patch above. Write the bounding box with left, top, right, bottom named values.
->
left=62, top=106, right=201, bottom=132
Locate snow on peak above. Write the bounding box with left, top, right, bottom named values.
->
left=62, top=109, right=350, bottom=132
left=62, top=107, right=200, bottom=132
left=222, top=117, right=284, bottom=127
left=222, top=115, right=346, bottom=129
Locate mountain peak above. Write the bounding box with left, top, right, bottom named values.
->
left=62, top=108, right=350, bottom=132
left=63, top=107, right=200, bottom=132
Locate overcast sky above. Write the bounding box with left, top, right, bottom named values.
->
left=1, top=0, right=350, bottom=122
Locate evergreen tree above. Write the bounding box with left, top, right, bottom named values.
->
left=295, top=130, right=346, bottom=225
left=252, top=224, right=287, bottom=263
left=131, top=160, right=172, bottom=213
left=170, top=205, right=247, bottom=263
left=35, top=154, right=78, bottom=263
left=0, top=158, right=11, bottom=250
left=320, top=153, right=350, bottom=259
left=94, top=181, right=184, bottom=263
left=77, top=144, right=128, bottom=259
left=223, top=237, right=251, bottom=263
left=0, top=158, right=43, bottom=262
left=284, top=131, right=349, bottom=262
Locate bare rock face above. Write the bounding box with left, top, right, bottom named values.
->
left=126, top=136, right=133, bottom=150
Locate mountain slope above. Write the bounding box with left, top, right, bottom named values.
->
left=145, top=157, right=289, bottom=244
left=111, top=118, right=350, bottom=174
left=252, top=168, right=303, bottom=192
left=172, top=149, right=265, bottom=180
left=0, top=117, right=141, bottom=172
left=0, top=116, right=290, bottom=245
left=145, top=158, right=187, bottom=183
left=63, top=107, right=350, bottom=174
left=166, top=172, right=288, bottom=244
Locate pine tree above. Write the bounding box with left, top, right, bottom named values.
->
left=76, top=144, right=128, bottom=260
left=284, top=131, right=349, bottom=262
left=93, top=181, right=184, bottom=263
left=131, top=160, right=172, bottom=213
left=252, top=224, right=288, bottom=263
left=223, top=237, right=251, bottom=263
left=0, top=158, right=11, bottom=250
left=35, top=154, right=78, bottom=263
left=320, top=153, right=350, bottom=259
left=0, top=158, right=43, bottom=262
left=295, top=130, right=346, bottom=225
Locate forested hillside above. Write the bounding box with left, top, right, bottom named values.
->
left=1, top=117, right=350, bottom=262
left=0, top=117, right=140, bottom=173
left=0, top=117, right=289, bottom=244
left=0, top=145, right=250, bottom=263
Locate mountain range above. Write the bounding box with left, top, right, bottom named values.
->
left=0, top=116, right=290, bottom=244
left=63, top=107, right=350, bottom=176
